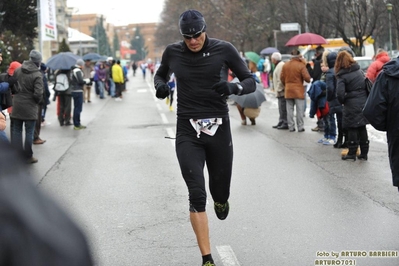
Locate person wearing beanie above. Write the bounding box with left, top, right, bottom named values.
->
left=338, top=46, right=356, bottom=58
left=0, top=61, right=21, bottom=142
left=70, top=58, right=88, bottom=130
left=154, top=9, right=256, bottom=266
left=29, top=50, right=42, bottom=67
left=10, top=50, right=44, bottom=163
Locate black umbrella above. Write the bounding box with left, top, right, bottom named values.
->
left=46, top=52, right=81, bottom=70
left=229, top=84, right=266, bottom=108
left=82, top=52, right=103, bottom=61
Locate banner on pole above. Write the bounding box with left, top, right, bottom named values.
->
left=40, top=0, right=57, bottom=41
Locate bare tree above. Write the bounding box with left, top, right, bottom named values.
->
left=324, top=0, right=385, bottom=55
left=155, top=0, right=393, bottom=57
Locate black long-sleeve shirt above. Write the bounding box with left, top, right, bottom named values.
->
left=154, top=36, right=256, bottom=119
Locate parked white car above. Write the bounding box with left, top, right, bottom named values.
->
left=354, top=56, right=373, bottom=72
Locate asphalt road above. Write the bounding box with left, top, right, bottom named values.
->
left=6, top=70, right=399, bottom=266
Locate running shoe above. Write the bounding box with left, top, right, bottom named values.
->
left=214, top=201, right=229, bottom=220
left=203, top=261, right=215, bottom=266
left=318, top=138, right=327, bottom=143
left=323, top=139, right=336, bottom=145
left=74, top=125, right=87, bottom=130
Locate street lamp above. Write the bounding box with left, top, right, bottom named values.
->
left=387, top=3, right=393, bottom=57
left=304, top=0, right=309, bottom=33
left=273, top=30, right=280, bottom=48
left=74, top=8, right=82, bottom=56
left=96, top=15, right=100, bottom=54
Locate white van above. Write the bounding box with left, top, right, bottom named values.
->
left=299, top=37, right=375, bottom=63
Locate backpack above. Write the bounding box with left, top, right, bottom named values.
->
left=54, top=72, right=70, bottom=92
left=257, top=58, right=265, bottom=72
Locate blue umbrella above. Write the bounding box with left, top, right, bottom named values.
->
left=82, top=52, right=103, bottom=61
left=46, top=52, right=81, bottom=70
left=260, top=47, right=279, bottom=55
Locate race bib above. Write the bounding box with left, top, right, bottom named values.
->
left=189, top=118, right=223, bottom=138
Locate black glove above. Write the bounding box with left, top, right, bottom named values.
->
left=155, top=83, right=170, bottom=99
left=7, top=76, right=17, bottom=88
left=212, top=81, right=240, bottom=96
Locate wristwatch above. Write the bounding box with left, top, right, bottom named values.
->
left=236, top=83, right=243, bottom=95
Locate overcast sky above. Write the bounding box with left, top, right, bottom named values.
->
left=67, top=0, right=165, bottom=25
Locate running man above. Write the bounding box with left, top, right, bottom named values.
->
left=154, top=9, right=256, bottom=266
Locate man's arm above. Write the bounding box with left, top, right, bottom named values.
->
left=0, top=82, right=9, bottom=93
left=301, top=66, right=311, bottom=83
left=227, top=44, right=256, bottom=95
left=33, top=75, right=44, bottom=104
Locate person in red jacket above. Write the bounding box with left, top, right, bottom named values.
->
left=366, top=48, right=391, bottom=83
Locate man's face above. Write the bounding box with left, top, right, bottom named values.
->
left=183, top=32, right=206, bottom=53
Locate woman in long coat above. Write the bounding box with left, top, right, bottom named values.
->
left=335, top=51, right=369, bottom=161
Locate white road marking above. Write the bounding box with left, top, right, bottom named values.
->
left=156, top=103, right=162, bottom=111
left=216, top=245, right=241, bottom=266
left=160, top=113, right=168, bottom=124
left=137, top=89, right=147, bottom=93
left=166, top=127, right=175, bottom=147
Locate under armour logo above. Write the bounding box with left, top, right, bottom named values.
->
left=203, top=52, right=210, bottom=57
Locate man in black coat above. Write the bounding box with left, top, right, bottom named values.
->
left=363, top=58, right=399, bottom=192
left=11, top=50, right=43, bottom=163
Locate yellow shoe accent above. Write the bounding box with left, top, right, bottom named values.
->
left=169, top=106, right=174, bottom=111
left=341, top=147, right=360, bottom=156
left=165, top=98, right=170, bottom=105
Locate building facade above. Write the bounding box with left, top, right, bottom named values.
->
left=70, top=14, right=162, bottom=62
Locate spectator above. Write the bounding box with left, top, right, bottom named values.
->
left=11, top=50, right=44, bottom=163
left=307, top=45, right=325, bottom=132
left=280, top=49, right=311, bottom=132
left=0, top=61, right=20, bottom=142
left=366, top=48, right=390, bottom=83
left=55, top=69, right=73, bottom=126
left=271, top=52, right=288, bottom=129
left=325, top=52, right=345, bottom=148
left=335, top=51, right=369, bottom=161
left=95, top=62, right=107, bottom=99
left=363, top=55, right=399, bottom=192
left=82, top=59, right=93, bottom=103
left=0, top=141, right=94, bottom=266
left=112, top=60, right=124, bottom=101
left=70, top=59, right=87, bottom=130
left=33, top=63, right=49, bottom=145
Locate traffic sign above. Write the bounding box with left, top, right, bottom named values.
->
left=280, top=23, right=300, bottom=32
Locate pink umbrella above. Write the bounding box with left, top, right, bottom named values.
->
left=285, top=33, right=328, bottom=46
